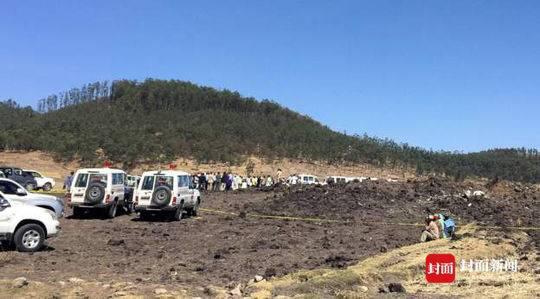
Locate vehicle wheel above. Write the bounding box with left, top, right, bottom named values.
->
left=72, top=206, right=83, bottom=218
left=85, top=183, right=106, bottom=205
left=14, top=223, right=45, bottom=252
left=193, top=198, right=200, bottom=216
left=187, top=203, right=199, bottom=217
left=107, top=201, right=117, bottom=218
left=25, top=183, right=36, bottom=191
left=139, top=211, right=150, bottom=221
left=173, top=205, right=184, bottom=221
left=152, top=186, right=172, bottom=207
left=42, top=183, right=52, bottom=192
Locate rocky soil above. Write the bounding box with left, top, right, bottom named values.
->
left=0, top=177, right=537, bottom=298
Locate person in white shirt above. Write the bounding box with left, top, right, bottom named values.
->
left=207, top=173, right=215, bottom=191
left=265, top=175, right=273, bottom=187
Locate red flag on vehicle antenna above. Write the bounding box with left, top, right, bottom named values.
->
left=169, top=164, right=177, bottom=170
left=103, top=160, right=112, bottom=168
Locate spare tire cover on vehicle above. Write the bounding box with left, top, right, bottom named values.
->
left=152, top=186, right=172, bottom=207
left=85, top=182, right=106, bottom=205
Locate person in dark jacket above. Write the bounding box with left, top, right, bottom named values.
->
left=225, top=173, right=233, bottom=191
left=198, top=173, right=207, bottom=191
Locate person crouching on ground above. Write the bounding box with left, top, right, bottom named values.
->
left=420, top=216, right=440, bottom=242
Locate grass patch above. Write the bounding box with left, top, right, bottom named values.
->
left=273, top=269, right=364, bottom=298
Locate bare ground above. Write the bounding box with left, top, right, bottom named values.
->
left=0, top=177, right=538, bottom=298
left=0, top=191, right=419, bottom=295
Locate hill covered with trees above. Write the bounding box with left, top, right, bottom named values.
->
left=1, top=79, right=539, bottom=182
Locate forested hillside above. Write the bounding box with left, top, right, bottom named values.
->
left=1, top=79, right=539, bottom=182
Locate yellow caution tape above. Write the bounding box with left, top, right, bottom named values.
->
left=199, top=208, right=540, bottom=231
left=200, top=208, right=344, bottom=223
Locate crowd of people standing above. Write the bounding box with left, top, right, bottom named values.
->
left=191, top=172, right=277, bottom=191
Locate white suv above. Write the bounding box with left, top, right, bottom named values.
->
left=67, top=168, right=126, bottom=218
left=134, top=170, right=201, bottom=220
left=298, top=174, right=322, bottom=185
left=23, top=170, right=56, bottom=191
left=0, top=194, right=60, bottom=252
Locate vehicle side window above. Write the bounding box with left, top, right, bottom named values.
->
left=141, top=176, right=155, bottom=190
left=31, top=172, right=42, bottom=178
left=0, top=181, right=19, bottom=194
left=74, top=174, right=89, bottom=188
left=303, top=177, right=308, bottom=182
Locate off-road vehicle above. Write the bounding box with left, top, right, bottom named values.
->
left=67, top=168, right=128, bottom=218
left=0, top=178, right=65, bottom=218
left=298, top=174, right=322, bottom=185
left=0, top=193, right=60, bottom=252
left=134, top=170, right=201, bottom=220
left=23, top=169, right=56, bottom=191
left=0, top=166, right=38, bottom=190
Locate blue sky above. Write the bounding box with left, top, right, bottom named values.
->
left=1, top=1, right=539, bottom=152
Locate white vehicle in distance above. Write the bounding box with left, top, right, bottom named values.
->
left=298, top=174, right=322, bottom=185
left=134, top=170, right=201, bottom=221
left=67, top=168, right=127, bottom=218
left=326, top=176, right=347, bottom=184
left=0, top=178, right=65, bottom=218
left=23, top=170, right=56, bottom=191
left=326, top=176, right=367, bottom=184
left=126, top=175, right=140, bottom=188
left=0, top=193, right=60, bottom=252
